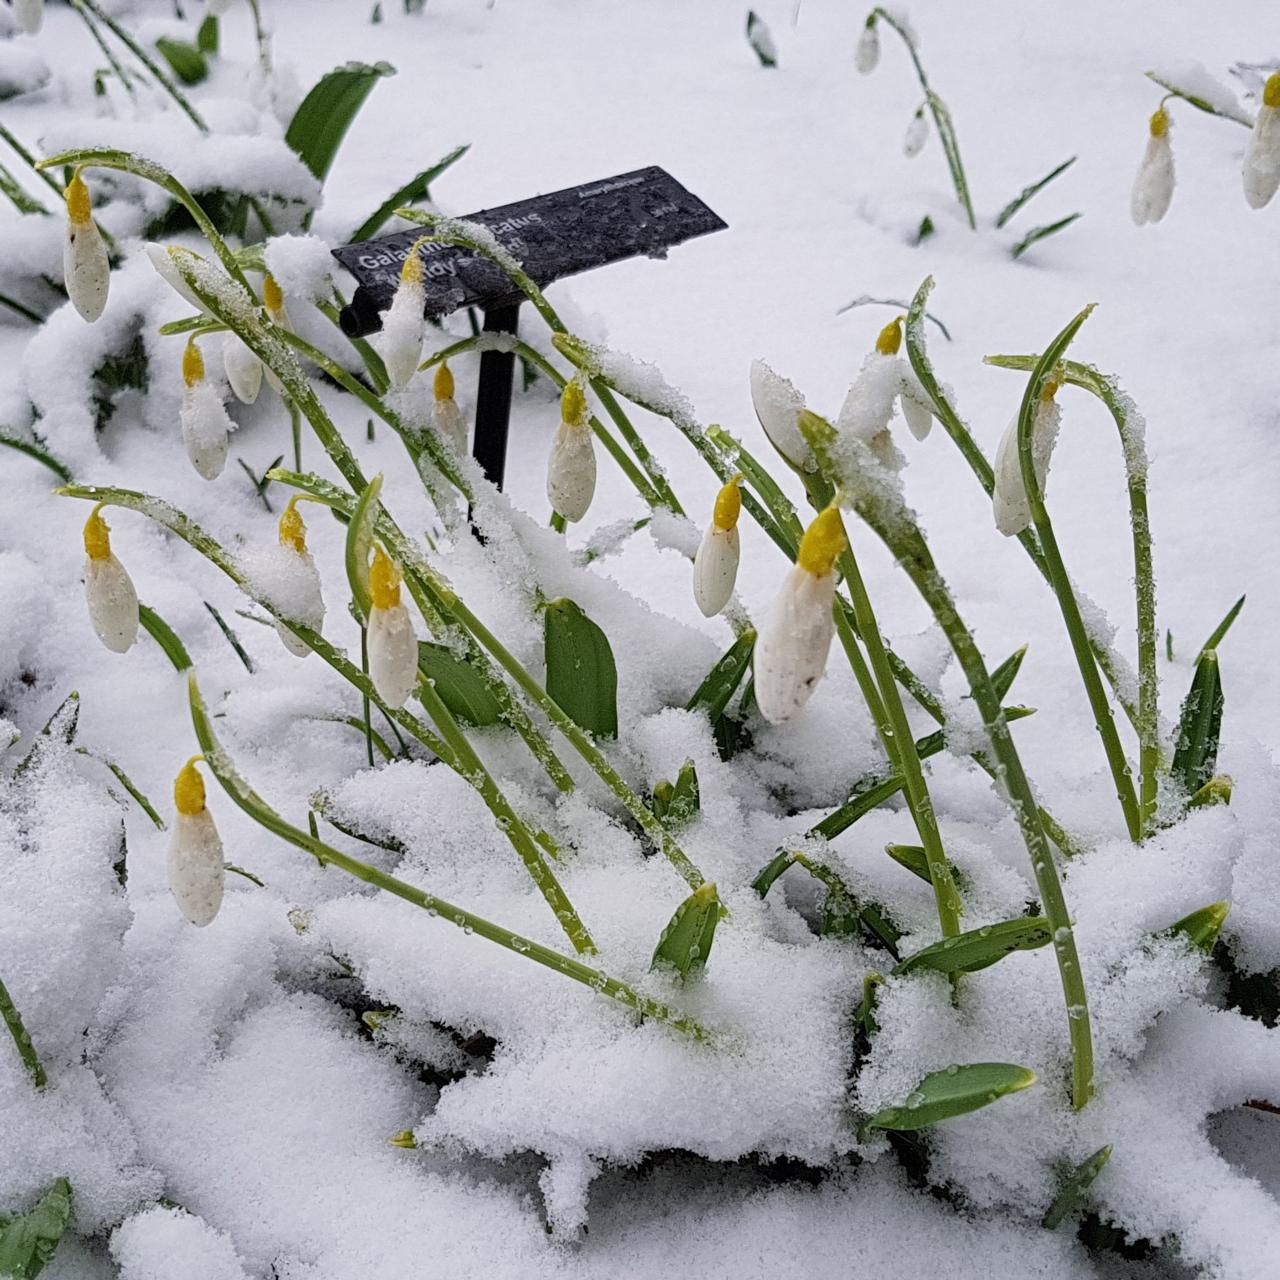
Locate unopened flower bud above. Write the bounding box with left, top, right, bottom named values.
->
left=367, top=546, right=419, bottom=708
left=223, top=334, right=263, bottom=404
left=749, top=359, right=814, bottom=471
left=693, top=476, right=742, bottom=617
left=855, top=15, right=879, bottom=74
left=378, top=247, right=428, bottom=391
left=1131, top=105, right=1175, bottom=226
left=432, top=361, right=468, bottom=455
left=274, top=498, right=325, bottom=657
left=180, top=338, right=233, bottom=479
left=169, top=757, right=225, bottom=927
left=992, top=380, right=1061, bottom=536
left=1243, top=72, right=1280, bottom=210
left=63, top=169, right=110, bottom=322
left=83, top=504, right=139, bottom=653
left=903, top=108, right=928, bottom=158
left=546, top=381, right=596, bottom=522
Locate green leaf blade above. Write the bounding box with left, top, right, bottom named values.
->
left=1042, top=1144, right=1113, bottom=1229
left=893, top=916, right=1053, bottom=977
left=864, top=1063, right=1036, bottom=1133
left=350, top=143, right=471, bottom=242
left=995, top=156, right=1077, bottom=228
left=651, top=882, right=721, bottom=980
left=1166, top=901, right=1230, bottom=953
left=544, top=598, right=618, bottom=739
left=1172, top=649, right=1223, bottom=795
left=153, top=37, right=208, bottom=86
left=0, top=1177, right=73, bottom=1279
left=417, top=643, right=502, bottom=727
left=686, top=629, right=755, bottom=720
left=285, top=61, right=397, bottom=184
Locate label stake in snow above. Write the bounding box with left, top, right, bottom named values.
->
left=332, top=166, right=727, bottom=489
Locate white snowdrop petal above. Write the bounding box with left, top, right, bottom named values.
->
left=378, top=279, right=426, bottom=391
left=1130, top=133, right=1175, bottom=226
left=64, top=216, right=110, bottom=323
left=837, top=352, right=901, bottom=445
left=273, top=551, right=324, bottom=657
left=181, top=382, right=234, bottom=480
left=14, top=0, right=44, bottom=35
left=1243, top=105, right=1280, bottom=210
left=223, top=335, right=263, bottom=404
left=749, top=359, right=813, bottom=470
left=692, top=525, right=740, bottom=618
left=753, top=566, right=838, bottom=725
left=168, top=809, right=225, bottom=927
left=855, top=23, right=879, bottom=74
left=85, top=554, right=139, bottom=653
left=433, top=396, right=469, bottom=456
left=143, top=243, right=206, bottom=311
left=206, top=0, right=235, bottom=13
left=903, top=112, right=928, bottom=158
left=368, top=602, right=419, bottom=709
left=547, top=421, right=597, bottom=522
left=991, top=399, right=1061, bottom=537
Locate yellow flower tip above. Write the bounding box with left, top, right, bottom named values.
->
left=263, top=272, right=284, bottom=313
left=1265, top=72, right=1280, bottom=109
left=797, top=506, right=847, bottom=577
left=561, top=380, right=587, bottom=427
left=83, top=503, right=111, bottom=561
left=389, top=1130, right=418, bottom=1149
left=400, top=246, right=425, bottom=286
left=875, top=316, right=904, bottom=356
left=1042, top=375, right=1061, bottom=403
left=278, top=497, right=307, bottom=554
left=182, top=338, right=205, bottom=388
left=174, top=756, right=206, bottom=816
left=434, top=360, right=455, bottom=403
left=1150, top=105, right=1170, bottom=138
left=369, top=545, right=401, bottom=611
left=65, top=169, right=92, bottom=225
left=712, top=475, right=742, bottom=531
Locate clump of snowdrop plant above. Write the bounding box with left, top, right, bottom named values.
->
left=12, top=122, right=1268, bottom=1278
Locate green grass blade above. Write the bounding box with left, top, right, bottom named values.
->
left=204, top=601, right=255, bottom=672
left=417, top=643, right=502, bottom=727
left=1171, top=649, right=1223, bottom=795
left=0, top=1177, right=72, bottom=1277
left=1166, top=900, right=1230, bottom=953
left=892, top=916, right=1053, bottom=976
left=750, top=850, right=795, bottom=897
left=995, top=156, right=1077, bottom=228
left=544, top=598, right=618, bottom=739
left=1042, top=1144, right=1112, bottom=1229
left=285, top=60, right=396, bottom=184
left=863, top=1062, right=1036, bottom=1133
left=1011, top=212, right=1082, bottom=260
left=651, top=882, right=721, bottom=980
left=349, top=143, right=471, bottom=242
left=1200, top=594, right=1245, bottom=658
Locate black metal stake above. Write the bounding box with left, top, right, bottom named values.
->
left=471, top=303, right=520, bottom=490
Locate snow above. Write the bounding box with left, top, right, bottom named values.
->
left=3, top=1, right=1280, bottom=1277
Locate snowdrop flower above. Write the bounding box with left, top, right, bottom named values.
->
left=855, top=15, right=879, bottom=74
left=546, top=381, right=596, bottom=522
left=144, top=243, right=206, bottom=311
left=838, top=318, right=933, bottom=450
left=1242, top=72, right=1280, bottom=210
left=903, top=107, right=928, bottom=158
left=432, top=360, right=468, bottom=455
left=14, top=0, right=44, bottom=35
left=693, top=476, right=742, bottom=617
left=992, top=379, right=1062, bottom=537
left=180, top=338, right=234, bottom=480
left=750, top=358, right=814, bottom=471
left=261, top=272, right=291, bottom=393
left=873, top=317, right=935, bottom=440
left=223, top=334, right=263, bottom=404
left=1131, top=104, right=1175, bottom=226
left=378, top=245, right=428, bottom=391
left=168, top=757, right=225, bottom=927
left=754, top=505, right=846, bottom=725
left=367, top=545, right=419, bottom=709
left=82, top=504, right=139, bottom=654
left=63, top=169, right=110, bottom=322
left=274, top=498, right=325, bottom=658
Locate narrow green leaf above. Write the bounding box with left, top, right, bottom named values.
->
left=885, top=843, right=931, bottom=883
left=651, top=779, right=674, bottom=821
left=1200, top=595, right=1245, bottom=658
left=544, top=598, right=618, bottom=739
left=745, top=11, right=777, bottom=67
left=1011, top=212, right=1082, bottom=260
left=153, top=37, right=208, bottom=86
left=344, top=474, right=383, bottom=622
left=349, top=143, right=471, bottom=242
left=0, top=434, right=73, bottom=482
left=1166, top=901, right=1230, bottom=953
left=651, top=882, right=721, bottom=980
left=0, top=1177, right=73, bottom=1278
left=138, top=604, right=193, bottom=672
left=686, top=628, right=756, bottom=720
left=996, top=156, right=1077, bottom=228
left=196, top=15, right=219, bottom=54
left=863, top=1062, right=1036, bottom=1133
left=204, top=601, right=255, bottom=672
left=990, top=645, right=1028, bottom=702
left=820, top=881, right=859, bottom=937
left=0, top=165, right=50, bottom=216
left=14, top=691, right=79, bottom=778
left=1042, top=1144, right=1112, bottom=1229
left=285, top=61, right=397, bottom=184
left=1188, top=775, right=1232, bottom=810
left=1171, top=649, right=1223, bottom=795
left=750, top=850, right=795, bottom=897
left=668, top=759, right=700, bottom=824
left=417, top=643, right=502, bottom=727
left=893, top=916, right=1053, bottom=977
left=1166, top=628, right=1174, bottom=662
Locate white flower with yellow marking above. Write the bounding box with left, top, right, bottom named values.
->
left=755, top=506, right=846, bottom=725
left=838, top=318, right=932, bottom=451
left=749, top=359, right=814, bottom=471
left=546, top=381, right=596, bottom=522
left=1131, top=104, right=1175, bottom=226
left=83, top=504, right=138, bottom=654
left=1243, top=72, right=1280, bottom=210
left=180, top=338, right=233, bottom=480
left=432, top=361, right=468, bottom=455
left=274, top=498, right=325, bottom=658
left=261, top=273, right=291, bottom=393
left=992, top=379, right=1062, bottom=537
left=223, top=334, right=263, bottom=404
left=693, top=476, right=742, bottom=618
left=367, top=545, right=419, bottom=709
left=168, top=757, right=225, bottom=927
left=144, top=243, right=206, bottom=311
left=378, top=246, right=428, bottom=391
left=855, top=16, right=879, bottom=73
left=63, top=170, right=110, bottom=323
left=15, top=0, right=44, bottom=35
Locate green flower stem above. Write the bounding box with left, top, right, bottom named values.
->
left=0, top=122, right=66, bottom=203
left=70, top=0, right=209, bottom=132
left=1143, top=71, right=1253, bottom=127
left=359, top=628, right=376, bottom=768
left=70, top=0, right=138, bottom=97
left=186, top=674, right=703, bottom=1038
left=856, top=500, right=1093, bottom=1108
left=986, top=354, right=1159, bottom=832
left=1011, top=311, right=1141, bottom=843
left=0, top=433, right=73, bottom=483
left=870, top=8, right=975, bottom=229
left=0, top=975, right=45, bottom=1089
left=906, top=278, right=1140, bottom=731
left=392, top=210, right=683, bottom=514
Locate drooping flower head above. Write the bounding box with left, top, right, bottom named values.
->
left=1131, top=103, right=1175, bottom=226
left=1243, top=72, right=1280, bottom=210
left=273, top=497, right=326, bottom=658
left=693, top=475, right=743, bottom=617
left=855, top=13, right=879, bottom=74
left=367, top=545, right=419, bottom=709
left=378, top=244, right=429, bottom=391
left=82, top=504, right=139, bottom=654
left=547, top=380, right=597, bottom=523
left=180, top=337, right=234, bottom=480
left=432, top=359, right=468, bottom=455
left=168, top=756, right=225, bottom=927
left=63, top=169, right=110, bottom=322
left=992, top=376, right=1062, bottom=537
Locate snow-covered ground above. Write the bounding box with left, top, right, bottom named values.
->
left=2, top=1, right=1279, bottom=1277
